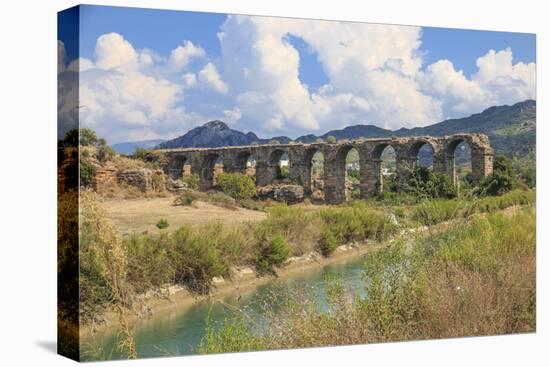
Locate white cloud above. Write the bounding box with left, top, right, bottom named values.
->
left=182, top=72, right=197, bottom=87
left=95, top=32, right=139, bottom=71
left=419, top=48, right=536, bottom=117
left=218, top=15, right=439, bottom=135
left=67, top=58, right=94, bottom=72
left=74, top=33, right=209, bottom=143
left=223, top=107, right=242, bottom=124
left=198, top=62, right=228, bottom=94
left=169, top=40, right=205, bottom=71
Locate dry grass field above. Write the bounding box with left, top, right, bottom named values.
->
left=102, top=196, right=267, bottom=235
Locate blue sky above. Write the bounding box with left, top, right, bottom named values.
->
left=58, top=5, right=536, bottom=143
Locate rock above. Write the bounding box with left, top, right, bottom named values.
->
left=166, top=178, right=188, bottom=193
left=389, top=213, right=399, bottom=226
left=229, top=266, right=256, bottom=281
left=258, top=184, right=304, bottom=203
left=117, top=168, right=166, bottom=192
left=212, top=276, right=225, bottom=285
left=274, top=185, right=304, bottom=203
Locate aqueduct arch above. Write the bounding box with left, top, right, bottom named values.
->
left=158, top=133, right=494, bottom=204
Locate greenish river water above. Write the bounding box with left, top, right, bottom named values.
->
left=84, top=255, right=369, bottom=361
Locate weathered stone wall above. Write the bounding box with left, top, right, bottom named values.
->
left=92, top=164, right=118, bottom=193
left=117, top=169, right=153, bottom=192
left=157, top=133, right=493, bottom=204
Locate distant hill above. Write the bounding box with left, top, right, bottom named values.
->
left=142, top=100, right=535, bottom=159
left=296, top=125, right=391, bottom=143
left=111, top=139, right=166, bottom=155
left=157, top=120, right=292, bottom=149
left=157, top=120, right=260, bottom=149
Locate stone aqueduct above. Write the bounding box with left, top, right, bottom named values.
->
left=157, top=133, right=494, bottom=204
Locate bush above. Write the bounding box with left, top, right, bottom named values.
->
left=156, top=219, right=169, bottom=229
left=403, top=166, right=457, bottom=199
left=320, top=202, right=396, bottom=244
left=175, top=224, right=250, bottom=292
left=319, top=229, right=338, bottom=256
left=326, top=135, right=337, bottom=144
left=125, top=235, right=174, bottom=293
left=182, top=174, right=200, bottom=190
left=412, top=200, right=469, bottom=225
left=255, top=204, right=320, bottom=255
left=79, top=192, right=130, bottom=322
left=79, top=128, right=106, bottom=147
left=97, top=145, right=115, bottom=163
left=216, top=172, right=256, bottom=201
left=476, top=171, right=514, bottom=196
left=257, top=233, right=291, bottom=271
left=79, top=156, right=96, bottom=188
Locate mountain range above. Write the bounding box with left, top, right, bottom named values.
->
left=111, top=100, right=535, bottom=157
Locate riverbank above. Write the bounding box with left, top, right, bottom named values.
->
left=81, top=201, right=531, bottom=340
left=80, top=237, right=382, bottom=339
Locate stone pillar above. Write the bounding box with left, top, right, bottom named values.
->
left=395, top=147, right=413, bottom=189
left=166, top=155, right=186, bottom=180
left=364, top=158, right=383, bottom=197
left=198, top=154, right=217, bottom=191
left=323, top=147, right=346, bottom=204
left=288, top=146, right=308, bottom=190
left=432, top=148, right=447, bottom=175
left=222, top=154, right=238, bottom=173
left=471, top=149, right=494, bottom=182
left=358, top=146, right=372, bottom=198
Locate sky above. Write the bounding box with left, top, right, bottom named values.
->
left=58, top=5, right=536, bottom=144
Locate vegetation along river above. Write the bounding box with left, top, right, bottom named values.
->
left=84, top=255, right=369, bottom=361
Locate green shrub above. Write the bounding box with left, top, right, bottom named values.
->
left=403, top=166, right=457, bottom=199
left=97, top=145, right=115, bottom=163
left=319, top=229, right=338, bottom=256
left=79, top=128, right=106, bottom=147
left=182, top=174, right=200, bottom=190
left=320, top=202, right=395, bottom=244
left=476, top=171, right=514, bottom=196
left=79, top=156, right=96, bottom=188
left=216, top=172, right=256, bottom=201
left=255, top=204, right=320, bottom=255
left=156, top=219, right=169, bottom=229
left=412, top=200, right=469, bottom=225
left=169, top=225, right=224, bottom=293
left=326, top=135, right=337, bottom=144
left=257, top=233, right=291, bottom=271
left=125, top=235, right=174, bottom=293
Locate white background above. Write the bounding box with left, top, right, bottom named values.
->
left=0, top=0, right=547, bottom=365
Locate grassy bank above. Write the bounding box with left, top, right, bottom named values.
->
left=80, top=195, right=396, bottom=325
left=199, top=206, right=536, bottom=353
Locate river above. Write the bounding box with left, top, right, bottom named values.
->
left=83, top=254, right=369, bottom=361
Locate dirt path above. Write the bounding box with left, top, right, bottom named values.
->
left=102, top=197, right=266, bottom=235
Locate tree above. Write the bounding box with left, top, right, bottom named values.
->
left=79, top=128, right=106, bottom=147
left=216, top=173, right=257, bottom=201
left=326, top=136, right=337, bottom=144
